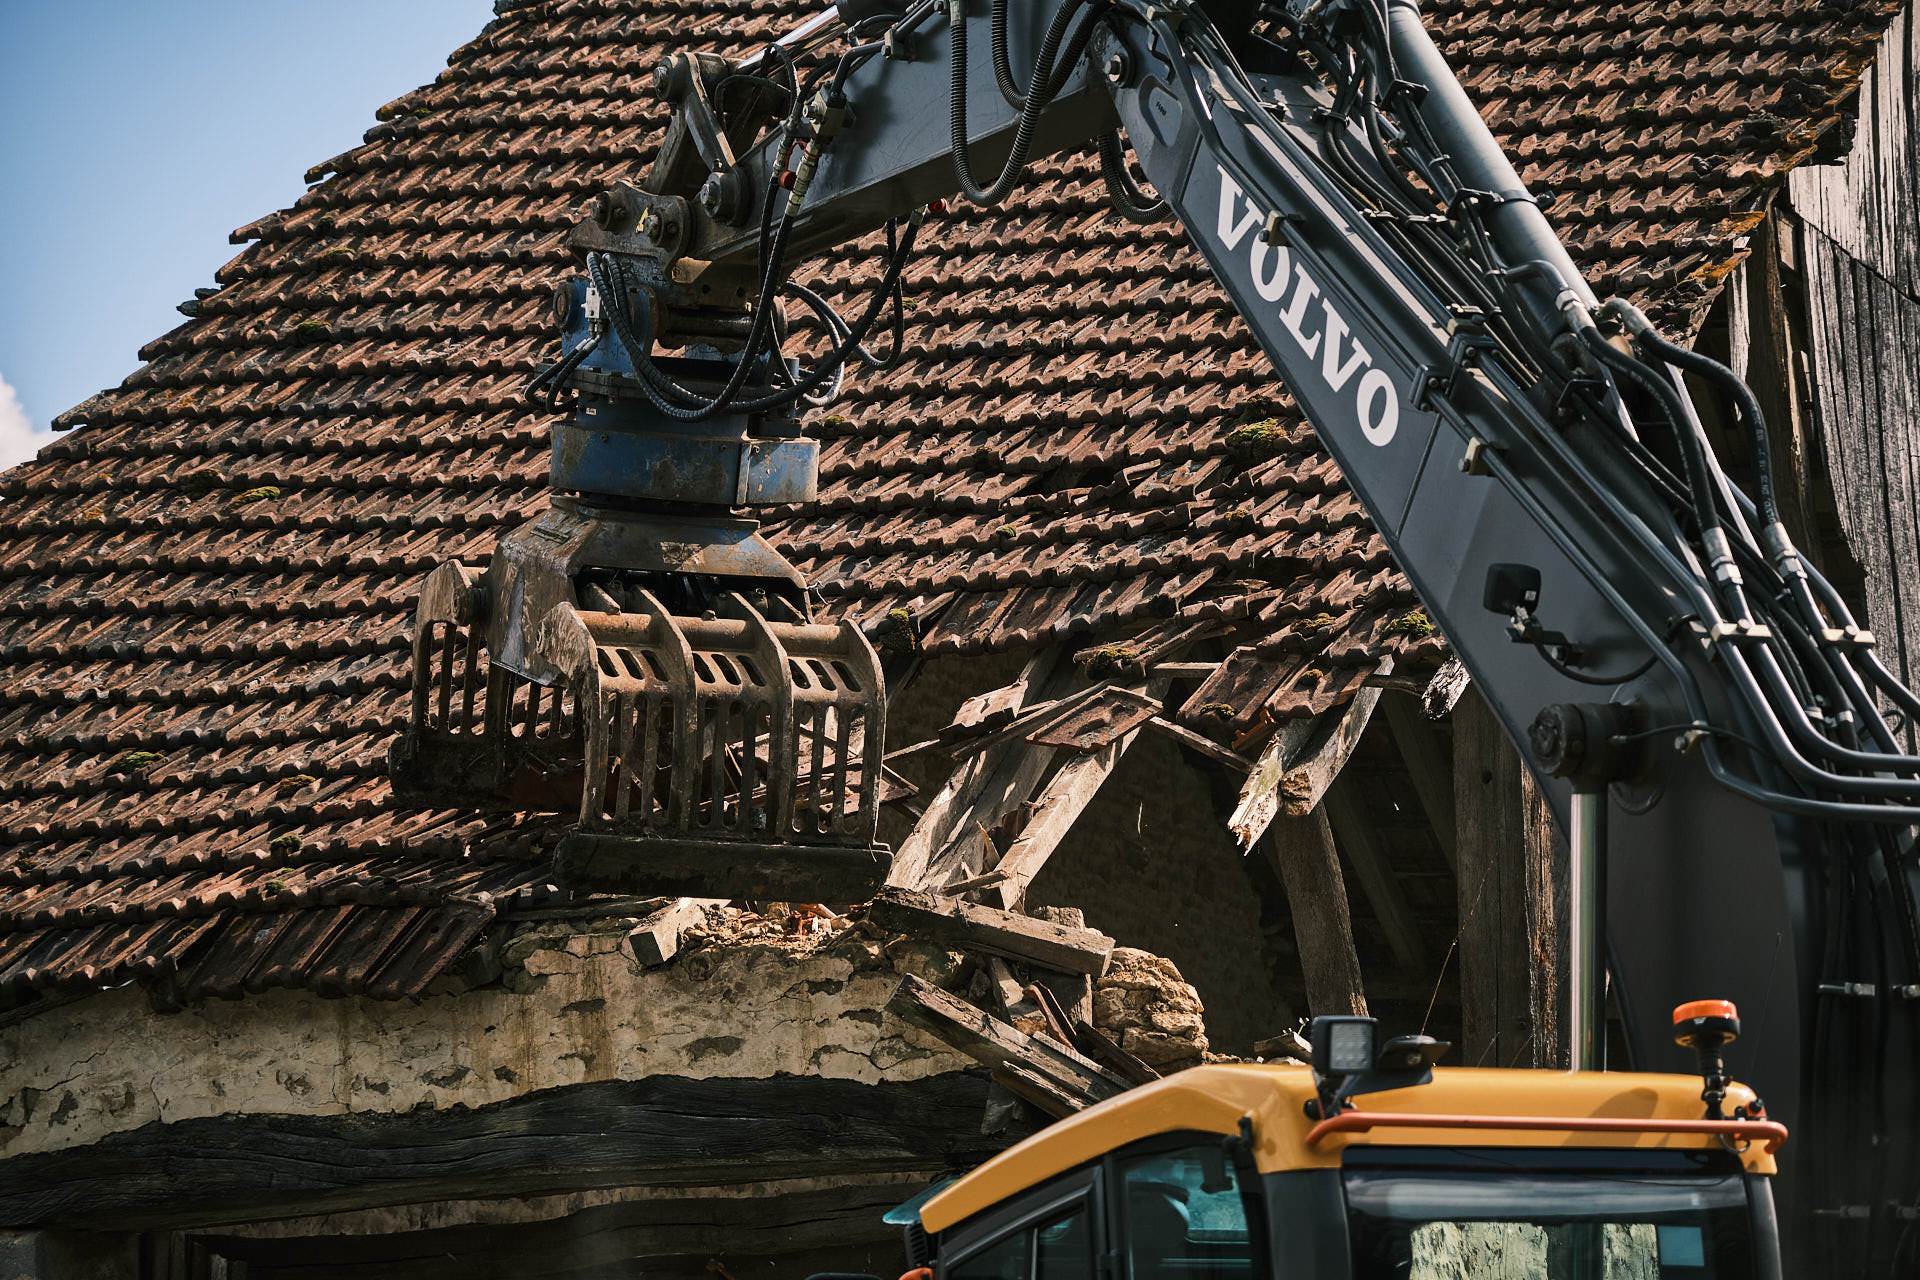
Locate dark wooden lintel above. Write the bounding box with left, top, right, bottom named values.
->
left=0, top=1073, right=1013, bottom=1232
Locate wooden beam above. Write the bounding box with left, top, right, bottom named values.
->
left=1452, top=687, right=1567, bottom=1068
left=1228, top=687, right=1380, bottom=850
left=1380, top=691, right=1458, bottom=872
left=1742, top=210, right=1818, bottom=554
left=0, top=1075, right=1016, bottom=1231
left=991, top=680, right=1167, bottom=910
left=1143, top=715, right=1252, bottom=772
left=622, top=897, right=722, bottom=967
left=886, top=650, right=1060, bottom=891
left=1324, top=777, right=1424, bottom=974
left=1421, top=657, right=1470, bottom=719
left=888, top=975, right=1127, bottom=1106
left=201, top=1179, right=916, bottom=1280
left=1262, top=812, right=1368, bottom=1017
left=866, top=888, right=1115, bottom=976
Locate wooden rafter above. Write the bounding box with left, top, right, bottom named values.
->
left=885, top=650, right=1061, bottom=891
left=1228, top=687, right=1381, bottom=850
left=990, top=678, right=1170, bottom=910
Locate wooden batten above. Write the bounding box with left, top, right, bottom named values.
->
left=866, top=888, right=1115, bottom=976
left=990, top=678, right=1170, bottom=910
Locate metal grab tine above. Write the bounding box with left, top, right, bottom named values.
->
left=460, top=627, right=482, bottom=733
left=639, top=693, right=664, bottom=826
left=832, top=694, right=854, bottom=831
left=436, top=624, right=458, bottom=728
left=809, top=696, right=828, bottom=834
left=613, top=694, right=635, bottom=820
left=728, top=593, right=795, bottom=838
left=628, top=588, right=700, bottom=829
left=707, top=700, right=731, bottom=829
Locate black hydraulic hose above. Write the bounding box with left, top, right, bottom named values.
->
left=1580, top=329, right=1725, bottom=541
left=621, top=217, right=922, bottom=419
left=989, top=0, right=1102, bottom=109
left=1633, top=324, right=1783, bottom=529
left=949, top=0, right=1092, bottom=205
left=1097, top=130, right=1168, bottom=223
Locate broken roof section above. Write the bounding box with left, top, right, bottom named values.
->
left=0, top=0, right=1900, bottom=1007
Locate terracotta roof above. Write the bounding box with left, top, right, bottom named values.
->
left=0, top=0, right=1898, bottom=1008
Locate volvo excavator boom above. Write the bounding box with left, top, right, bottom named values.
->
left=396, top=0, right=1920, bottom=1268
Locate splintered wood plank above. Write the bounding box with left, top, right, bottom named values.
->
left=866, top=888, right=1115, bottom=976
left=1380, top=691, right=1457, bottom=872
left=1421, top=658, right=1470, bottom=718
left=991, top=679, right=1169, bottom=909
left=886, top=649, right=1060, bottom=890
left=888, top=974, right=1127, bottom=1105
left=1143, top=715, right=1252, bottom=772
left=1228, top=687, right=1380, bottom=850
left=1263, top=812, right=1368, bottom=1018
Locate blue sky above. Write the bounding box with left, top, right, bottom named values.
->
left=0, top=1, right=495, bottom=467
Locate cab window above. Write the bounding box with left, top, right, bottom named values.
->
left=1116, top=1144, right=1257, bottom=1280
left=948, top=1201, right=1095, bottom=1280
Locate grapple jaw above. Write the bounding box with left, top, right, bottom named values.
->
left=392, top=500, right=889, bottom=901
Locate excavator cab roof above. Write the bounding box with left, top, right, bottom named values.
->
left=919, top=1063, right=1779, bottom=1235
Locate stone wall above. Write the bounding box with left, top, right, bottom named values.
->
left=0, top=915, right=965, bottom=1164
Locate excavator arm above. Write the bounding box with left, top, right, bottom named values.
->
left=397, top=0, right=1920, bottom=1265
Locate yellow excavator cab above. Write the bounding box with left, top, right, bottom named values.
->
left=909, top=1062, right=1785, bottom=1280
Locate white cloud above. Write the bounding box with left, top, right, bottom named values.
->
left=0, top=373, right=52, bottom=471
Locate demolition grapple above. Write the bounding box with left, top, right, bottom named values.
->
left=391, top=51, right=890, bottom=896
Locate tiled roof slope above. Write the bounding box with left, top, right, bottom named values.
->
left=0, top=0, right=1898, bottom=1009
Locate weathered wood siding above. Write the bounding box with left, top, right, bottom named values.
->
left=1786, top=1, right=1920, bottom=691
left=1789, top=4, right=1919, bottom=295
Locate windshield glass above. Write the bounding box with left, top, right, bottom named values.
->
left=1345, top=1158, right=1757, bottom=1280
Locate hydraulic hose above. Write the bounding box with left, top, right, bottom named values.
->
left=1621, top=308, right=1783, bottom=530
left=949, top=0, right=1092, bottom=205
left=1097, top=130, right=1168, bottom=222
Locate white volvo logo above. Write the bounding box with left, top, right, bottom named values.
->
left=1212, top=166, right=1399, bottom=447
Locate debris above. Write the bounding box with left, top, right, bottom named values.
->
left=866, top=888, right=1114, bottom=977
left=624, top=897, right=725, bottom=967
left=268, top=833, right=302, bottom=854
left=1252, top=1024, right=1313, bottom=1063
left=232, top=486, right=283, bottom=507
left=1093, top=948, right=1209, bottom=1070
left=889, top=974, right=1128, bottom=1118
